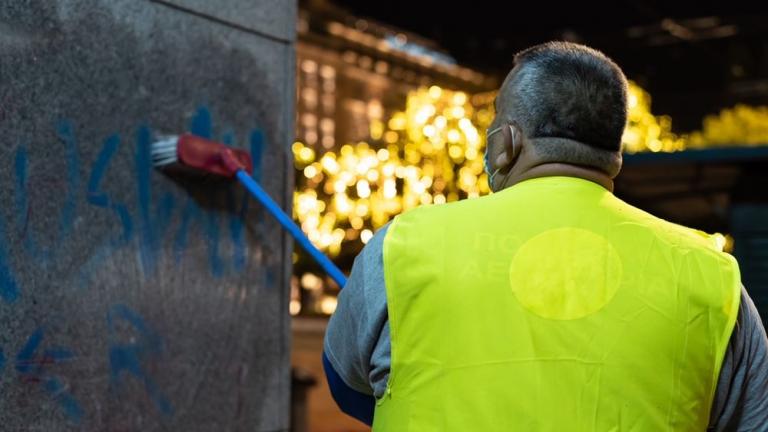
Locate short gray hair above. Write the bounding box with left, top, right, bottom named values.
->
left=500, top=42, right=629, bottom=153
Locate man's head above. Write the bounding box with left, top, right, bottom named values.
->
left=485, top=41, right=629, bottom=191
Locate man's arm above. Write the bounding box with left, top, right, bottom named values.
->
left=322, top=351, right=375, bottom=425
left=323, top=225, right=391, bottom=425
left=709, top=286, right=768, bottom=431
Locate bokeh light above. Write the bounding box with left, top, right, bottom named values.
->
left=293, top=85, right=494, bottom=258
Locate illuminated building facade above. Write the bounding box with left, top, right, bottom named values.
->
left=293, top=1, right=496, bottom=317
left=296, top=1, right=495, bottom=152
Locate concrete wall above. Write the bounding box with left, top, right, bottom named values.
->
left=0, top=0, right=295, bottom=430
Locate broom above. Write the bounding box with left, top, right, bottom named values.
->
left=151, top=133, right=347, bottom=287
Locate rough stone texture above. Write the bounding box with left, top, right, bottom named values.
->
left=158, top=0, right=296, bottom=42
left=0, top=0, right=295, bottom=430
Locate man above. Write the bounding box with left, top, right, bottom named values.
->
left=323, top=42, right=768, bottom=430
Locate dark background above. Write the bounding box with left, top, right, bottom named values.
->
left=335, top=0, right=768, bottom=132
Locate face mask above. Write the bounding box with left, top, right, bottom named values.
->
left=484, top=126, right=504, bottom=190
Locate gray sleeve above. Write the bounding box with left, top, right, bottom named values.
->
left=709, top=286, right=768, bottom=431
left=323, top=224, right=391, bottom=398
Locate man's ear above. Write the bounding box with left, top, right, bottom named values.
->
left=493, top=123, right=522, bottom=168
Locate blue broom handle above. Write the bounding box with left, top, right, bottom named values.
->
left=235, top=170, right=348, bottom=288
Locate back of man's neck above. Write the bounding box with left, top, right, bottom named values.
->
left=512, top=163, right=614, bottom=191
left=496, top=137, right=620, bottom=192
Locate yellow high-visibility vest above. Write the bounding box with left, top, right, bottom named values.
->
left=375, top=176, right=740, bottom=431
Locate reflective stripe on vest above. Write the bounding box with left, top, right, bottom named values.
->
left=376, top=176, right=740, bottom=432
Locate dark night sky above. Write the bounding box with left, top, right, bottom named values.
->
left=332, top=0, right=768, bottom=132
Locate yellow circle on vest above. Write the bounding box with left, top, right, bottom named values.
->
left=509, top=227, right=622, bottom=320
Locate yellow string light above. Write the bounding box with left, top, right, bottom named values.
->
left=688, top=105, right=768, bottom=147
left=622, top=81, right=686, bottom=153
left=293, top=86, right=494, bottom=256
